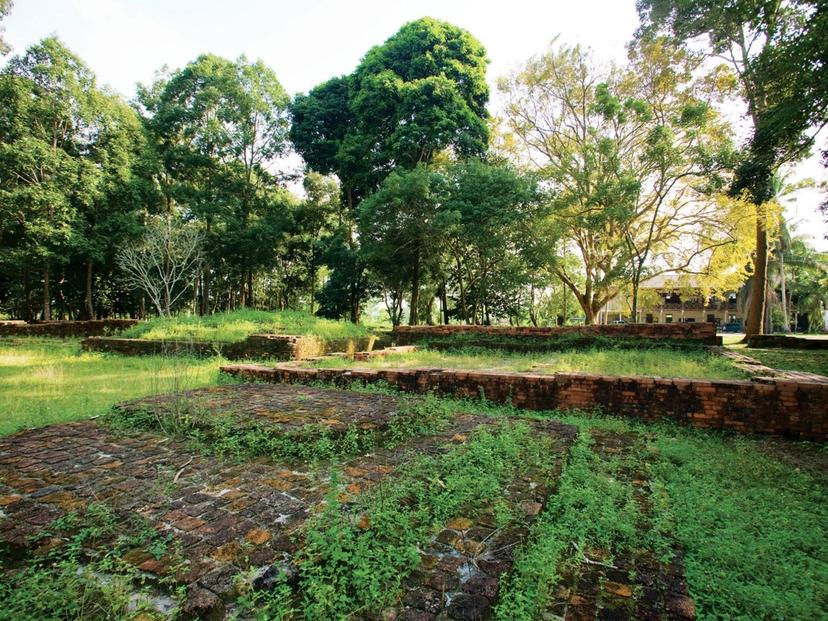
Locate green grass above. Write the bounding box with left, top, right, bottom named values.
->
left=0, top=338, right=222, bottom=436
left=729, top=344, right=828, bottom=376
left=653, top=429, right=828, bottom=620
left=122, top=309, right=373, bottom=343
left=305, top=346, right=747, bottom=380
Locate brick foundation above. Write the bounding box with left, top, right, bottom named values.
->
left=0, top=319, right=138, bottom=338
left=82, top=334, right=377, bottom=360
left=393, top=323, right=721, bottom=346
left=220, top=364, right=828, bottom=442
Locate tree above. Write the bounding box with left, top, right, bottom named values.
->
left=359, top=165, right=451, bottom=325
left=139, top=54, right=291, bottom=311
left=638, top=0, right=828, bottom=336
left=499, top=41, right=744, bottom=324
left=442, top=159, right=543, bottom=324
left=117, top=216, right=203, bottom=317
left=0, top=37, right=100, bottom=320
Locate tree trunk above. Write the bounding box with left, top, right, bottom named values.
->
left=631, top=279, right=640, bottom=324
left=23, top=268, right=32, bottom=321
left=744, top=215, right=768, bottom=337
left=247, top=270, right=254, bottom=309
left=409, top=249, right=420, bottom=325
left=84, top=261, right=96, bottom=320
left=42, top=263, right=51, bottom=321
left=201, top=268, right=209, bottom=316
left=779, top=252, right=789, bottom=332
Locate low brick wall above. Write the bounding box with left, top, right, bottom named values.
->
left=393, top=323, right=721, bottom=346
left=748, top=335, right=828, bottom=350
left=82, top=334, right=377, bottom=360
left=220, top=364, right=828, bottom=442
left=0, top=319, right=138, bottom=338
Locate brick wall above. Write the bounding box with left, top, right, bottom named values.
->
left=220, top=365, right=827, bottom=442
left=0, top=319, right=138, bottom=338
left=82, top=334, right=376, bottom=360
left=393, top=323, right=721, bottom=346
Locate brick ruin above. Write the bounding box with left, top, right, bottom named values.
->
left=221, top=364, right=828, bottom=442
left=0, top=384, right=696, bottom=620
left=81, top=334, right=377, bottom=360
left=392, top=322, right=722, bottom=346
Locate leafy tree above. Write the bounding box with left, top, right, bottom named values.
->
left=291, top=18, right=490, bottom=322
left=499, top=40, right=748, bottom=324
left=442, top=160, right=542, bottom=324
left=0, top=37, right=101, bottom=319
left=139, top=54, right=291, bottom=311
left=638, top=0, right=828, bottom=335
left=359, top=165, right=452, bottom=325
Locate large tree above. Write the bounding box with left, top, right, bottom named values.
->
left=139, top=54, right=292, bottom=311
left=638, top=0, right=828, bottom=335
left=0, top=37, right=110, bottom=319
left=290, top=17, right=490, bottom=322
left=500, top=40, right=745, bottom=324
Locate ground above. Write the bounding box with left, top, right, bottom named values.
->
left=0, top=335, right=826, bottom=620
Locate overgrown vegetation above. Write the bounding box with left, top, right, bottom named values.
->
left=307, top=345, right=747, bottom=380
left=104, top=394, right=454, bottom=462
left=653, top=430, right=828, bottom=620
left=0, top=338, right=222, bottom=436
left=0, top=502, right=185, bottom=621
left=237, top=420, right=562, bottom=618
left=121, top=309, right=374, bottom=343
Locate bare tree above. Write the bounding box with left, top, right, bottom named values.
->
left=117, top=217, right=204, bottom=317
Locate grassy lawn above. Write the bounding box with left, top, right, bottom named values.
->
left=121, top=309, right=373, bottom=343
left=306, top=346, right=747, bottom=380
left=731, top=345, right=828, bottom=376
left=0, top=338, right=223, bottom=436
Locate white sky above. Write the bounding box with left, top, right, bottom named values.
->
left=4, top=0, right=827, bottom=248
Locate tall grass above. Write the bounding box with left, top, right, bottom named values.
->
left=122, top=309, right=372, bottom=343
left=307, top=346, right=747, bottom=380
left=0, top=338, right=222, bottom=436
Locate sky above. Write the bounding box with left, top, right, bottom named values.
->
left=4, top=0, right=827, bottom=247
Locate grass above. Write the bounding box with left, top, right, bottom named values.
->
left=305, top=346, right=747, bottom=380
left=730, top=345, right=828, bottom=376
left=652, top=428, right=828, bottom=620
left=0, top=338, right=222, bottom=436
left=122, top=309, right=373, bottom=343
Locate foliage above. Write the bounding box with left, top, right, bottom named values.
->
left=637, top=0, right=828, bottom=336
left=499, top=39, right=748, bottom=323
left=496, top=429, right=650, bottom=619
left=0, top=37, right=144, bottom=320
left=242, top=420, right=561, bottom=619
left=0, top=502, right=185, bottom=621
left=653, top=429, right=828, bottom=619
left=137, top=52, right=294, bottom=312
left=0, top=0, right=12, bottom=55
left=0, top=338, right=221, bottom=436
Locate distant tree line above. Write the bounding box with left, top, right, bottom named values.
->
left=0, top=8, right=825, bottom=332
